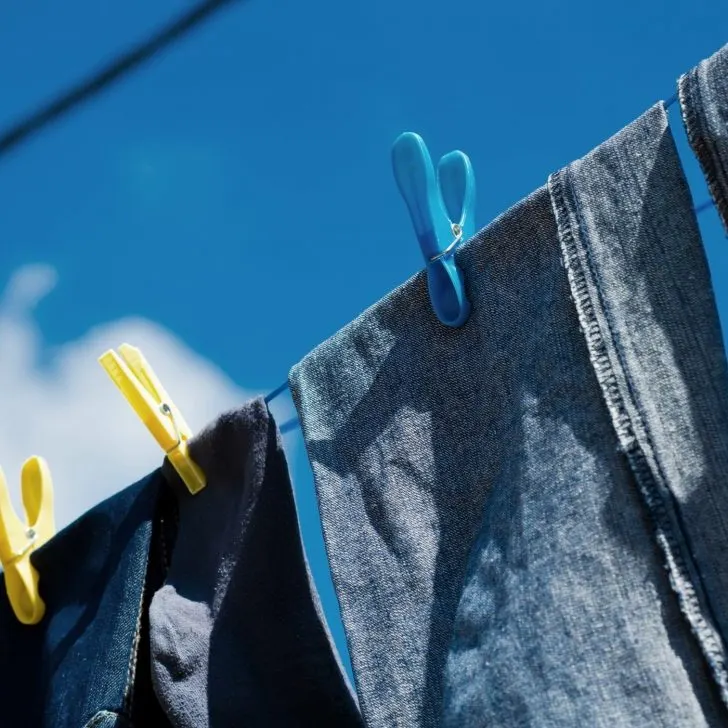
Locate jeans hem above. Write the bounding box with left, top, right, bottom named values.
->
left=548, top=166, right=728, bottom=707
left=679, top=68, right=728, bottom=234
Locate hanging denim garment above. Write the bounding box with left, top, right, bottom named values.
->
left=150, top=398, right=362, bottom=728
left=0, top=471, right=172, bottom=727
left=290, top=96, right=728, bottom=726
left=0, top=399, right=361, bottom=727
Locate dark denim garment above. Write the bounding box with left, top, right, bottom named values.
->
left=289, top=102, right=728, bottom=725
left=680, top=43, right=728, bottom=233
left=150, top=398, right=362, bottom=728
left=0, top=471, right=172, bottom=728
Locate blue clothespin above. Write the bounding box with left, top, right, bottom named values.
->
left=392, top=132, right=476, bottom=327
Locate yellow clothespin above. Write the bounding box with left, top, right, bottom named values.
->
left=99, top=343, right=206, bottom=495
left=0, top=457, right=55, bottom=625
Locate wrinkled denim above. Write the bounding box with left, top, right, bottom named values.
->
left=0, top=401, right=361, bottom=728
left=289, top=100, right=728, bottom=726
left=150, top=399, right=362, bottom=727
left=0, top=472, right=172, bottom=728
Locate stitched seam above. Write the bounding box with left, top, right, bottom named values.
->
left=549, top=167, right=728, bottom=706
left=598, top=168, right=728, bottom=556
left=122, top=553, right=150, bottom=717
left=679, top=69, right=728, bottom=234
left=568, top=166, right=728, bottom=576
left=160, top=513, right=170, bottom=573
left=651, top=103, right=728, bottom=551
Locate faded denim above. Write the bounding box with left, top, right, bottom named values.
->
left=290, top=99, right=728, bottom=725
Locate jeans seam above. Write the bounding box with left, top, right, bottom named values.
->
left=679, top=68, right=728, bottom=234
left=548, top=166, right=728, bottom=706
left=122, top=544, right=151, bottom=717
left=160, top=515, right=169, bottom=572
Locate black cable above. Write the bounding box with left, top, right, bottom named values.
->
left=0, top=0, right=244, bottom=159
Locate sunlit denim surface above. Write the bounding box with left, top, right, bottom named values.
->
left=290, top=71, right=728, bottom=725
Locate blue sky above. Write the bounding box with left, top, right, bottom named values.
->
left=1, top=0, right=727, bottom=674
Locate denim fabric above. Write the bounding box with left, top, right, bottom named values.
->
left=0, top=471, right=170, bottom=728
left=289, top=103, right=728, bottom=726
left=680, top=43, right=728, bottom=233
left=150, top=398, right=362, bottom=728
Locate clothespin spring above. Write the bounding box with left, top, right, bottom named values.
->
left=5, top=529, right=38, bottom=565
left=429, top=223, right=464, bottom=263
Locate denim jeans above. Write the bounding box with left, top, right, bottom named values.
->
left=289, top=67, right=728, bottom=727
left=0, top=471, right=172, bottom=727
left=150, top=399, right=362, bottom=727
left=0, top=404, right=359, bottom=727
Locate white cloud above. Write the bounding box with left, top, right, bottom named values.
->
left=0, top=264, right=283, bottom=532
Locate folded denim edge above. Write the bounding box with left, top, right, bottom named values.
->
left=678, top=45, right=728, bottom=234
left=25, top=469, right=164, bottom=725
left=548, top=150, right=728, bottom=707
left=286, top=366, right=374, bottom=728
left=115, top=472, right=164, bottom=720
